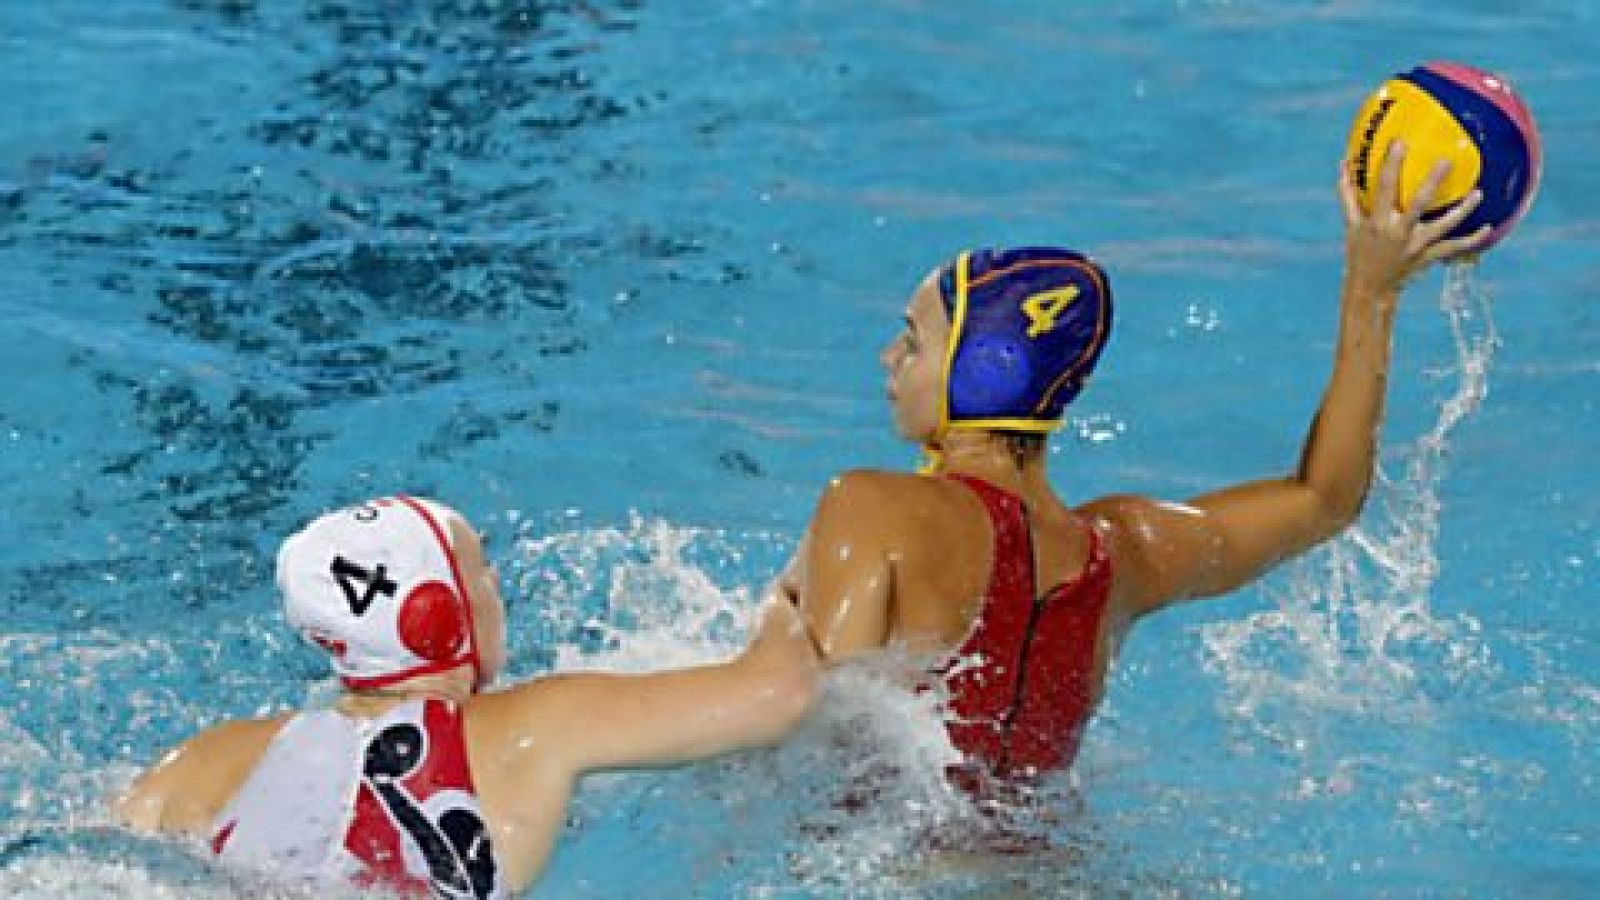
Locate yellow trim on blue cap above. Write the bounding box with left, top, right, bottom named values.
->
left=944, top=416, right=1065, bottom=434
left=920, top=252, right=971, bottom=474
left=936, top=251, right=971, bottom=443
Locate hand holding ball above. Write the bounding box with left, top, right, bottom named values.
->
left=1346, top=62, right=1542, bottom=253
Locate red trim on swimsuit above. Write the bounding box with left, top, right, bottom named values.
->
left=346, top=698, right=487, bottom=897
left=210, top=820, right=236, bottom=855
left=936, top=474, right=1112, bottom=782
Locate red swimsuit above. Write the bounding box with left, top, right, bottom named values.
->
left=936, top=474, right=1113, bottom=785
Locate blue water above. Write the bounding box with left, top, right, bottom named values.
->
left=2, top=1, right=1596, bottom=896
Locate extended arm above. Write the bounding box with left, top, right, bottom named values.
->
left=505, top=599, right=817, bottom=775
left=1093, top=142, right=1491, bottom=618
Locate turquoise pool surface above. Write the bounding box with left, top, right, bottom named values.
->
left=2, top=1, right=1596, bottom=896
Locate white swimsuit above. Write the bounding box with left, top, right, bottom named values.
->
left=212, top=697, right=504, bottom=899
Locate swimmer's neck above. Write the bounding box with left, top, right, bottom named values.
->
left=334, top=668, right=475, bottom=718
left=927, top=431, right=1053, bottom=495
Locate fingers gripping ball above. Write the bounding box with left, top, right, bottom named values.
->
left=1346, top=61, right=1542, bottom=251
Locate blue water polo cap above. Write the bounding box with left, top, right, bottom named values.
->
left=937, top=246, right=1112, bottom=434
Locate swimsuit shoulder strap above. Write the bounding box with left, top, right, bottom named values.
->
left=941, top=473, right=1038, bottom=605
left=943, top=473, right=1109, bottom=594
left=941, top=474, right=1031, bottom=552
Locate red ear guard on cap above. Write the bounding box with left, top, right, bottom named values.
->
left=396, top=580, right=469, bottom=662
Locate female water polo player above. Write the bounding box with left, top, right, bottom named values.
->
left=778, top=143, right=1490, bottom=793
left=116, top=495, right=818, bottom=896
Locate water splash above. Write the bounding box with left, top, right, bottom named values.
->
left=512, top=517, right=1017, bottom=897
left=512, top=514, right=768, bottom=673
left=1201, top=264, right=1500, bottom=735
left=514, top=517, right=1214, bottom=897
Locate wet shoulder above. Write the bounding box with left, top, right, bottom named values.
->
left=1074, top=493, right=1165, bottom=565
left=822, top=467, right=972, bottom=505
left=1072, top=493, right=1171, bottom=617
left=465, top=674, right=600, bottom=769
left=819, top=470, right=990, bottom=571
left=119, top=713, right=291, bottom=834
left=815, top=469, right=977, bottom=535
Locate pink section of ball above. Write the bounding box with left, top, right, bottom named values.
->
left=1422, top=60, right=1542, bottom=171
left=1423, top=60, right=1543, bottom=251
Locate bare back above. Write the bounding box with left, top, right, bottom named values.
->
left=794, top=468, right=1121, bottom=705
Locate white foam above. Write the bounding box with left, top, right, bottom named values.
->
left=514, top=516, right=1017, bottom=894
left=517, top=515, right=760, bottom=672
left=0, top=854, right=369, bottom=900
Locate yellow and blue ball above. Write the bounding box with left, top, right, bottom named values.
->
left=1346, top=61, right=1542, bottom=252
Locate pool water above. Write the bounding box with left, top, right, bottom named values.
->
left=2, top=1, right=1596, bottom=896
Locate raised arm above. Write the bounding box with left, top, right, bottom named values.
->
left=1090, top=142, right=1491, bottom=620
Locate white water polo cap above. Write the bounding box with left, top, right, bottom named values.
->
left=278, top=496, right=482, bottom=692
